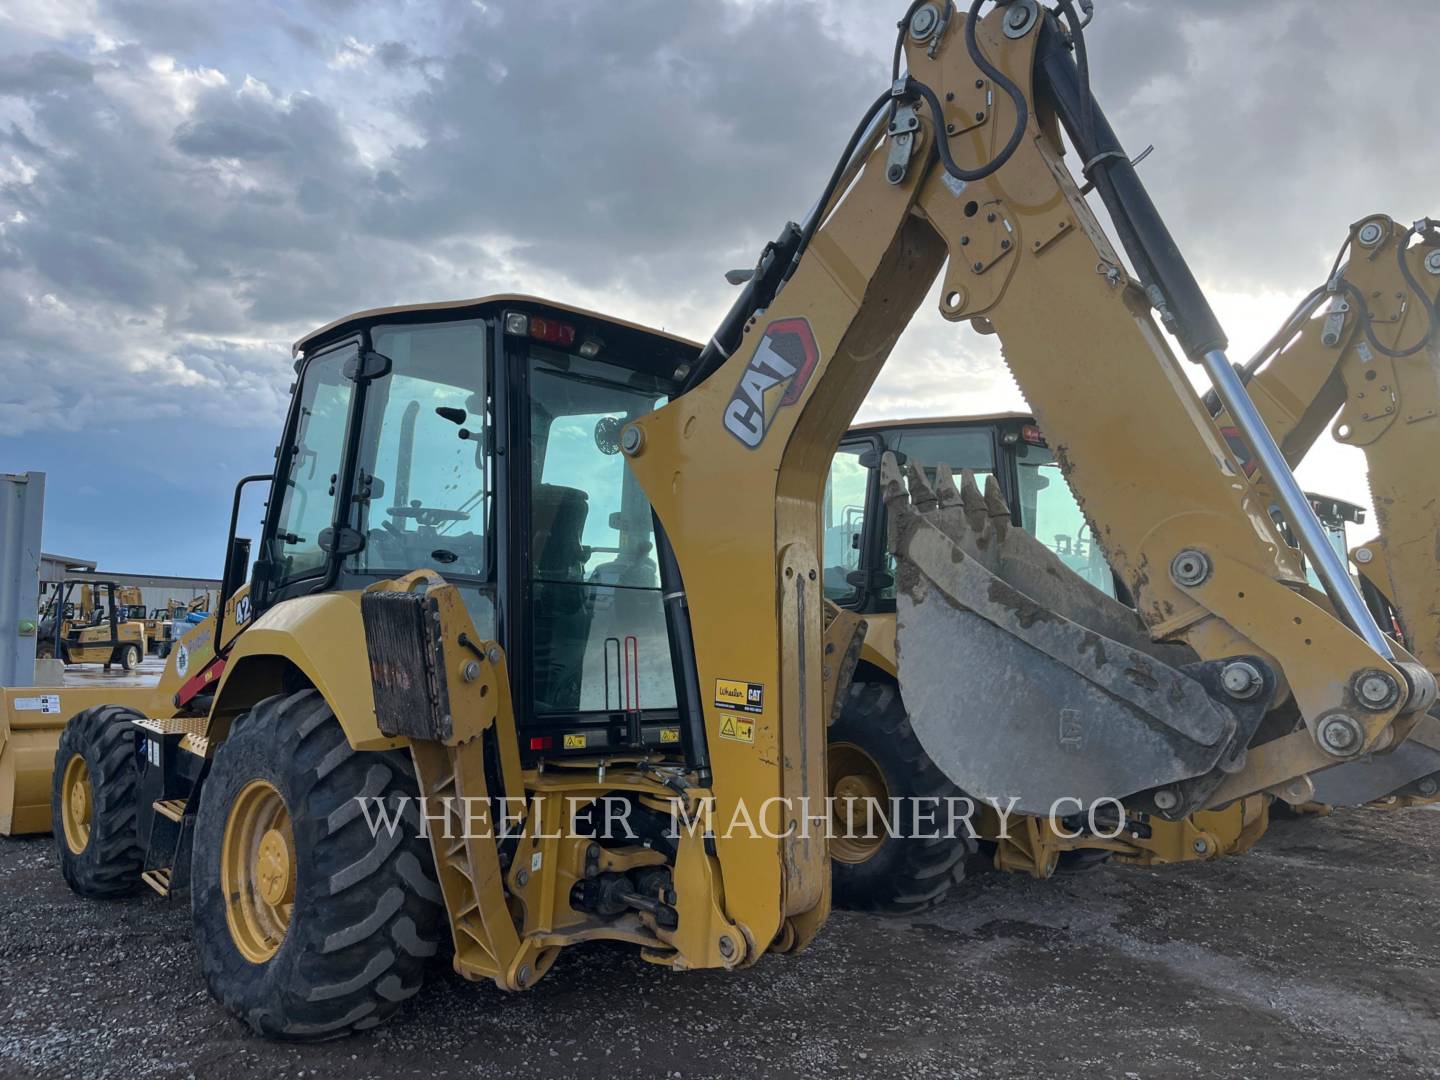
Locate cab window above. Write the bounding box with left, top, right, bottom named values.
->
left=270, top=342, right=355, bottom=585
left=1014, top=443, right=1116, bottom=597
left=527, top=346, right=676, bottom=715
left=823, top=446, right=870, bottom=604
left=349, top=319, right=494, bottom=634
left=879, top=427, right=997, bottom=602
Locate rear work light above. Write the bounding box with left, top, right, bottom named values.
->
left=1020, top=423, right=1047, bottom=446
left=529, top=316, right=576, bottom=347
left=504, top=311, right=580, bottom=349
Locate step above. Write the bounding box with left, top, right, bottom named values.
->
left=141, top=867, right=172, bottom=898
left=152, top=799, right=186, bottom=823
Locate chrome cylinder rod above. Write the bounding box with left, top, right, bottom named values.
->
left=1200, top=348, right=1393, bottom=658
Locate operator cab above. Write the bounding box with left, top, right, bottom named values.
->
left=265, top=297, right=700, bottom=763
left=824, top=414, right=1119, bottom=614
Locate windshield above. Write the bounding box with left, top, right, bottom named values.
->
left=826, top=426, right=998, bottom=609
left=346, top=319, right=494, bottom=632
left=881, top=426, right=997, bottom=603
left=1014, top=442, right=1116, bottom=597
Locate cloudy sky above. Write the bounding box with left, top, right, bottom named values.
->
left=2, top=0, right=1436, bottom=577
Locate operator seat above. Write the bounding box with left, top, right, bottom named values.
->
left=530, top=483, right=593, bottom=712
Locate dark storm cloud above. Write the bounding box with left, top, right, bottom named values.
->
left=0, top=51, right=93, bottom=95
left=1084, top=0, right=1440, bottom=290
left=0, top=0, right=1437, bottom=449
left=371, top=0, right=879, bottom=278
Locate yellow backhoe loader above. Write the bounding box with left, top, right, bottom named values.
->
left=1201, top=213, right=1440, bottom=807
left=822, top=414, right=1269, bottom=905
left=2, top=583, right=241, bottom=835
left=38, top=1, right=1440, bottom=1040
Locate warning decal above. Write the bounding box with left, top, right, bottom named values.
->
left=14, top=694, right=61, bottom=714
left=714, top=678, right=764, bottom=714
left=718, top=715, right=756, bottom=745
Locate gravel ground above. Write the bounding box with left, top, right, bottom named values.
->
left=2, top=807, right=1438, bottom=1079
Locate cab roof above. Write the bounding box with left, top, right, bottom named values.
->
left=293, top=293, right=702, bottom=357
left=846, top=411, right=1036, bottom=434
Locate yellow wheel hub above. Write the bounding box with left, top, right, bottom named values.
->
left=60, top=753, right=93, bottom=855
left=221, top=779, right=296, bottom=964
left=828, top=742, right=890, bottom=864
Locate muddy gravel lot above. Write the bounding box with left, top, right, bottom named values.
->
left=2, top=808, right=1438, bottom=1079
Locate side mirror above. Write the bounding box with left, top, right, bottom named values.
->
left=318, top=526, right=366, bottom=556
left=226, top=538, right=252, bottom=596
left=858, top=447, right=906, bottom=470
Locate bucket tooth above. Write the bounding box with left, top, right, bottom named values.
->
left=953, top=468, right=992, bottom=545
left=905, top=459, right=939, bottom=514
left=982, top=474, right=1011, bottom=540
left=934, top=462, right=962, bottom=510
left=880, top=450, right=915, bottom=516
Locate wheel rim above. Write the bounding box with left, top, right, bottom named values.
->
left=127, top=646, right=140, bottom=668
left=221, top=779, right=296, bottom=964
left=828, top=741, right=890, bottom=864
left=60, top=753, right=93, bottom=855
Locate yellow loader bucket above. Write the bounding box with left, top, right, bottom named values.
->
left=0, top=691, right=68, bottom=835
left=1, top=685, right=169, bottom=836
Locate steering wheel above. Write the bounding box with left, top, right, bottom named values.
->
left=386, top=505, right=471, bottom=527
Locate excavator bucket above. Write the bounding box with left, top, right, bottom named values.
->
left=883, top=454, right=1271, bottom=817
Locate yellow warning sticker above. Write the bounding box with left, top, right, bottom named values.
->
left=563, top=733, right=588, bottom=750
left=718, top=715, right=756, bottom=745
left=659, top=727, right=681, bottom=744
left=714, top=678, right=764, bottom=714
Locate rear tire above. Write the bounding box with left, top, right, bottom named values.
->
left=828, top=680, right=975, bottom=914
left=119, top=643, right=141, bottom=671
left=52, top=705, right=145, bottom=898
left=191, top=689, right=445, bottom=1040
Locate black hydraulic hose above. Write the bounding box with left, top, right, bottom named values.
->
left=891, top=0, right=937, bottom=121
left=782, top=86, right=895, bottom=285
left=1337, top=224, right=1440, bottom=359
left=693, top=1, right=1033, bottom=390
left=906, top=0, right=1030, bottom=186
left=1054, top=0, right=1094, bottom=144
left=1033, top=15, right=1228, bottom=359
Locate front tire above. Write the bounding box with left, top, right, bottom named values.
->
left=828, top=680, right=976, bottom=914
left=52, top=705, right=145, bottom=898
left=191, top=689, right=445, bottom=1040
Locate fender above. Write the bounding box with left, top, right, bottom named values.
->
left=210, top=590, right=400, bottom=751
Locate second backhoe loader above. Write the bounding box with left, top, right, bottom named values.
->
left=1206, top=213, right=1440, bottom=807
left=822, top=415, right=1269, bottom=908
left=49, top=0, right=1437, bottom=1039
